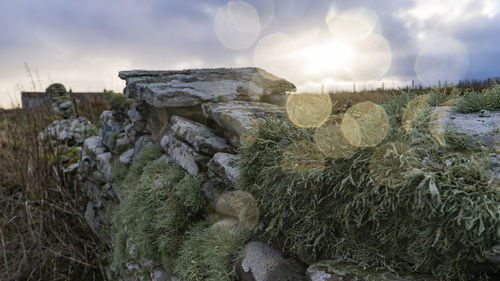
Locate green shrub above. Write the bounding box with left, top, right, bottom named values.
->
left=112, top=148, right=207, bottom=272
left=110, top=157, right=128, bottom=183
left=454, top=85, right=500, bottom=113
left=174, top=223, right=248, bottom=281
left=108, top=132, right=119, bottom=151
left=104, top=90, right=130, bottom=112
left=238, top=91, right=499, bottom=281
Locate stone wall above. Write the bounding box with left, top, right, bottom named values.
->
left=39, top=67, right=498, bottom=281
left=21, top=91, right=106, bottom=109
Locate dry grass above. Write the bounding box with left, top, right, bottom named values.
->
left=0, top=107, right=106, bottom=281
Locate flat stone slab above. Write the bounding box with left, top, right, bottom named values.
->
left=207, top=152, right=240, bottom=187
left=237, top=241, right=306, bottom=281
left=119, top=67, right=295, bottom=108
left=160, top=131, right=199, bottom=175
left=39, top=116, right=97, bottom=146
left=202, top=101, right=284, bottom=138
left=170, top=115, right=231, bottom=154
left=433, top=107, right=500, bottom=151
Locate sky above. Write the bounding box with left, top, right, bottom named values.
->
left=1, top=0, right=500, bottom=108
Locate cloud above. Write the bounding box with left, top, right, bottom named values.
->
left=1, top=0, right=500, bottom=107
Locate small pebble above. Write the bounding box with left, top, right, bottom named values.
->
left=479, top=109, right=491, bottom=117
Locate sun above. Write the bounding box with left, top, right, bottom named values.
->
left=299, top=41, right=354, bottom=75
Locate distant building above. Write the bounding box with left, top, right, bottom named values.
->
left=21, top=91, right=107, bottom=109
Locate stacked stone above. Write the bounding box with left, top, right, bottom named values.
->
left=73, top=68, right=451, bottom=280
left=45, top=83, right=77, bottom=119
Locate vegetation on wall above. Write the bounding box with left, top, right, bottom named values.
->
left=111, top=145, right=247, bottom=280
left=238, top=88, right=499, bottom=281
left=104, top=90, right=131, bottom=113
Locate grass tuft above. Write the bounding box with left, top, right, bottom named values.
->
left=174, top=223, right=248, bottom=281
left=238, top=89, right=499, bottom=281
left=454, top=85, right=500, bottom=113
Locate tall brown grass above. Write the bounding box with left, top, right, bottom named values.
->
left=0, top=106, right=107, bottom=280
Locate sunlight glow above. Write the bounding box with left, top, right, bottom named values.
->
left=299, top=41, right=353, bottom=75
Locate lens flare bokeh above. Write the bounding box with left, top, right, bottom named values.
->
left=286, top=93, right=332, bottom=128
left=402, top=94, right=430, bottom=134
left=314, top=115, right=357, bottom=159
left=214, top=1, right=261, bottom=50
left=414, top=37, right=469, bottom=86
left=327, top=8, right=380, bottom=41
left=429, top=101, right=455, bottom=147
left=214, top=190, right=259, bottom=232
left=341, top=101, right=389, bottom=147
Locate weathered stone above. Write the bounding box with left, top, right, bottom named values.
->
left=306, top=261, right=435, bottom=281
left=485, top=245, right=500, bottom=268
left=59, top=100, right=72, bottom=110
left=96, top=152, right=112, bottom=182
left=113, top=133, right=132, bottom=154
left=83, top=136, right=105, bottom=157
left=207, top=152, right=240, bottom=187
left=46, top=83, right=77, bottom=118
left=170, top=115, right=231, bottom=154
left=128, top=102, right=169, bottom=141
left=160, top=131, right=199, bottom=175
left=39, top=117, right=97, bottom=146
left=98, top=110, right=125, bottom=149
left=479, top=109, right=492, bottom=117
left=120, top=148, right=135, bottom=165
left=62, top=162, right=80, bottom=174
left=202, top=101, right=284, bottom=139
left=119, top=68, right=296, bottom=107
left=237, top=241, right=306, bottom=281
left=134, top=135, right=153, bottom=153
left=433, top=107, right=500, bottom=150
left=201, top=180, right=229, bottom=201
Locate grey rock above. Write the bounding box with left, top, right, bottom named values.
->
left=128, top=102, right=169, bottom=141
left=83, top=136, right=106, bottom=158
left=202, top=101, right=284, bottom=139
left=479, top=109, right=492, bottom=117
left=116, top=134, right=132, bottom=150
left=170, top=115, right=231, bottom=154
left=98, top=110, right=125, bottom=149
left=241, top=241, right=283, bottom=281
left=207, top=152, right=240, bottom=187
left=62, top=162, right=80, bottom=173
left=59, top=100, right=73, bottom=110
left=39, top=117, right=97, bottom=146
left=160, top=131, right=199, bottom=175
left=134, top=135, right=153, bottom=154
left=237, top=241, right=306, bottom=281
left=119, top=148, right=135, bottom=165
left=485, top=245, right=500, bottom=268
left=201, top=180, right=228, bottom=201
left=119, top=67, right=296, bottom=107
left=96, top=152, right=112, bottom=182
